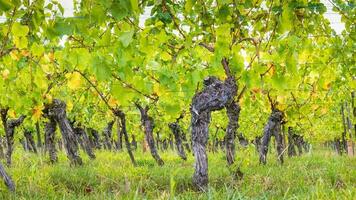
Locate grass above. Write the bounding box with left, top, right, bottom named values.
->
left=0, top=145, right=355, bottom=199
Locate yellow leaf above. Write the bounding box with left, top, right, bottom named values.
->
left=153, top=83, right=166, bottom=96
left=67, top=101, right=73, bottom=111
left=44, top=52, right=54, bottom=63
left=21, top=49, right=30, bottom=57
left=32, top=104, right=44, bottom=121
left=43, top=94, right=53, bottom=104
left=2, top=69, right=9, bottom=80
left=10, top=50, right=20, bottom=61
left=89, top=76, right=97, bottom=84
left=276, top=95, right=286, bottom=105
left=8, top=110, right=16, bottom=118
left=322, top=81, right=331, bottom=90
left=276, top=103, right=287, bottom=111
left=48, top=52, right=55, bottom=62
left=43, top=53, right=51, bottom=63
left=312, top=104, right=319, bottom=111
left=108, top=98, right=118, bottom=107
left=41, top=64, right=53, bottom=74
left=66, top=72, right=82, bottom=90
left=161, top=51, right=171, bottom=61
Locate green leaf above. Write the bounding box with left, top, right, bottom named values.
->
left=111, top=83, right=133, bottom=106
left=185, top=0, right=194, bottom=12
left=280, top=4, right=292, bottom=33
left=241, top=71, right=251, bottom=87
left=53, top=20, right=74, bottom=36
left=119, top=31, right=134, bottom=48
left=191, top=70, right=200, bottom=86
left=164, top=102, right=180, bottom=117
left=12, top=23, right=29, bottom=37
left=31, top=43, right=45, bottom=57
left=161, top=51, right=171, bottom=61
left=130, top=0, right=139, bottom=13
left=110, top=0, right=132, bottom=20
left=14, top=36, right=28, bottom=49
left=92, top=56, right=112, bottom=81
left=271, top=74, right=286, bottom=90
left=285, top=52, right=297, bottom=74
left=0, top=0, right=13, bottom=12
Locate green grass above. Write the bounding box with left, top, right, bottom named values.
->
left=0, top=145, right=355, bottom=199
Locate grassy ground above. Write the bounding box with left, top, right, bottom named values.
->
left=0, top=145, right=355, bottom=199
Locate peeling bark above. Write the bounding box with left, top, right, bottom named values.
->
left=169, top=135, right=174, bottom=151
left=259, top=109, right=284, bottom=165
left=47, top=99, right=82, bottom=166
left=58, top=139, right=63, bottom=151
left=295, top=135, right=304, bottom=156
left=162, top=139, right=168, bottom=150
left=181, top=131, right=191, bottom=153
left=156, top=132, right=160, bottom=151
left=341, top=103, right=348, bottom=153
left=135, top=103, right=164, bottom=166
left=0, top=162, right=15, bottom=191
left=20, top=138, right=28, bottom=151
left=73, top=127, right=96, bottom=159
left=169, top=122, right=187, bottom=160
left=225, top=101, right=240, bottom=165
left=103, top=121, right=114, bottom=150
left=225, top=100, right=244, bottom=179
left=114, top=110, right=137, bottom=166
left=131, top=135, right=137, bottom=150
left=44, top=117, right=57, bottom=163
left=287, top=127, right=297, bottom=157
left=190, top=76, right=236, bottom=190
left=237, top=133, right=248, bottom=147
left=334, top=138, right=343, bottom=155
left=116, top=119, right=123, bottom=151
left=0, top=109, right=26, bottom=166
left=212, top=127, right=219, bottom=153
left=88, top=128, right=101, bottom=149
left=254, top=136, right=261, bottom=152
left=24, top=130, right=37, bottom=153
left=0, top=137, right=4, bottom=159
left=35, top=122, right=42, bottom=149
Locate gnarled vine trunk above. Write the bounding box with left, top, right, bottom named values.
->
left=103, top=121, right=114, bottom=150
left=0, top=109, right=26, bottom=166
left=73, top=127, right=96, bottom=159
left=116, top=119, right=123, bottom=151
left=181, top=130, right=191, bottom=153
left=131, top=135, right=137, bottom=150
left=169, top=122, right=187, bottom=161
left=24, top=130, right=37, bottom=153
left=156, top=132, right=161, bottom=151
left=20, top=138, right=28, bottom=151
left=35, top=121, right=42, bottom=149
left=334, top=138, right=343, bottom=155
left=88, top=128, right=101, bottom=149
left=48, top=99, right=82, bottom=166
left=225, top=100, right=244, bottom=179
left=0, top=137, right=4, bottom=159
left=225, top=100, right=240, bottom=165
left=114, top=110, right=137, bottom=166
left=44, top=116, right=57, bottom=163
left=287, top=127, right=297, bottom=157
left=135, top=103, right=164, bottom=166
left=341, top=103, right=348, bottom=154
left=295, top=135, right=304, bottom=156
left=259, top=109, right=284, bottom=165
left=0, top=162, right=15, bottom=191
left=190, top=76, right=236, bottom=190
